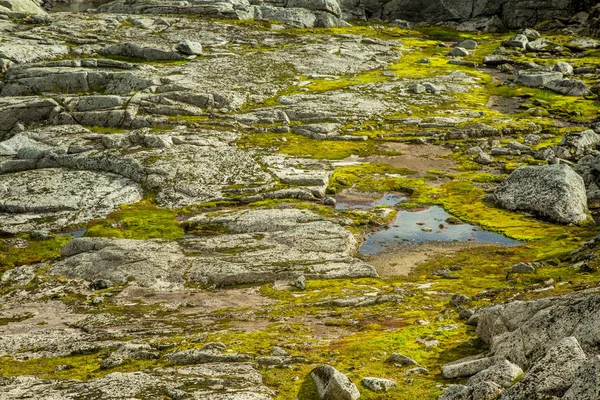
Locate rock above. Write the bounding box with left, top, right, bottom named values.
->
left=272, top=347, right=289, bottom=357
left=526, top=38, right=557, bottom=52
left=287, top=0, right=342, bottom=18
left=567, top=37, right=600, bottom=51
left=516, top=70, right=563, bottom=87
left=492, top=164, right=589, bottom=225
left=387, top=353, right=419, bottom=366
left=544, top=79, right=591, bottom=96
left=557, top=130, right=600, bottom=160
left=562, top=355, right=600, bottom=400
left=473, top=292, right=600, bottom=368
left=323, top=196, right=336, bottom=206
left=361, top=377, right=396, bottom=392
left=439, top=384, right=472, bottom=400
left=471, top=381, right=503, bottom=400
left=422, top=82, right=442, bottom=94
left=0, top=169, right=143, bottom=234
left=176, top=40, right=203, bottom=55
left=294, top=275, right=307, bottom=290
left=450, top=294, right=470, bottom=307
left=100, top=43, right=185, bottom=61
left=405, top=367, right=429, bottom=376
left=442, top=356, right=494, bottom=379
left=508, top=262, right=537, bottom=276
left=483, top=55, right=514, bottom=66
left=475, top=151, right=494, bottom=165
left=311, top=365, right=360, bottom=400
left=409, top=84, right=426, bottom=94
left=466, top=360, right=523, bottom=388
left=447, top=47, right=469, bottom=57
left=0, top=0, right=47, bottom=16
left=553, top=62, right=574, bottom=76
left=502, top=34, right=528, bottom=49
left=499, top=337, right=587, bottom=400
left=522, top=29, right=541, bottom=41
left=457, top=40, right=477, bottom=50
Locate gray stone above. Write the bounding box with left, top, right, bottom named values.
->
left=516, top=70, right=563, bottom=87
left=499, top=337, right=587, bottom=400
left=475, top=151, right=494, bottom=165
left=492, top=164, right=589, bottom=225
left=405, top=367, right=428, bottom=375
left=100, top=43, right=185, bottom=61
left=361, top=377, right=396, bottom=392
left=450, top=294, right=470, bottom=307
left=442, top=356, right=494, bottom=379
left=0, top=0, right=47, bottom=16
left=483, top=55, right=514, bottom=66
left=544, top=79, right=591, bottom=96
left=176, top=40, right=203, bottom=55
left=447, top=47, right=469, bottom=57
left=467, top=360, right=523, bottom=388
left=409, top=84, right=426, bottom=94
left=387, top=352, right=419, bottom=366
left=311, top=365, right=360, bottom=400
left=553, top=62, right=574, bottom=76
left=457, top=40, right=477, bottom=50
left=562, top=355, right=600, bottom=400
left=502, top=34, right=528, bottom=49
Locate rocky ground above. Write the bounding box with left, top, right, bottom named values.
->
left=1, top=0, right=600, bottom=399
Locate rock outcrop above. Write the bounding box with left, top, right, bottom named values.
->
left=440, top=290, right=600, bottom=400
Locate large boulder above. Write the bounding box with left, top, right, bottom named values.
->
left=311, top=365, right=360, bottom=400
left=498, top=337, right=587, bottom=400
left=492, top=164, right=590, bottom=225
left=0, top=0, right=47, bottom=16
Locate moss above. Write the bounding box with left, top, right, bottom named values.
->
left=328, top=163, right=418, bottom=194
left=238, top=132, right=384, bottom=160
left=86, top=200, right=184, bottom=240
left=0, top=235, right=72, bottom=274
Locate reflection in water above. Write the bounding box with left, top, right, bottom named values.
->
left=334, top=192, right=522, bottom=255
left=336, top=193, right=406, bottom=210
left=57, top=229, right=87, bottom=238
left=359, top=206, right=522, bottom=255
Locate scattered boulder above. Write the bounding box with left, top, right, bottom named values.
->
left=311, top=365, right=360, bottom=400
left=516, top=70, right=563, bottom=87
left=553, top=62, right=574, bottom=76
left=361, top=377, right=396, bottom=392
left=447, top=47, right=469, bottom=57
left=544, top=79, right=591, bottom=96
left=492, top=164, right=590, bottom=225
left=176, top=40, right=203, bottom=55
left=502, top=34, right=528, bottom=49
left=387, top=353, right=419, bottom=366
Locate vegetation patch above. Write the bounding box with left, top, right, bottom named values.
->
left=86, top=200, right=184, bottom=240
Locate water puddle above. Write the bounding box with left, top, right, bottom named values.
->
left=57, top=229, right=87, bottom=238
left=48, top=0, right=111, bottom=13
left=336, top=193, right=406, bottom=210
left=334, top=192, right=522, bottom=255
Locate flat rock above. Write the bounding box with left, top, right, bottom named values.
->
left=0, top=168, right=143, bottom=234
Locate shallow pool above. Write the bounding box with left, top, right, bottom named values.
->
left=334, top=192, right=522, bottom=255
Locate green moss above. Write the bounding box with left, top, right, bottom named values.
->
left=86, top=200, right=184, bottom=240
left=0, top=236, right=72, bottom=274
left=328, top=163, right=418, bottom=194
left=238, top=132, right=385, bottom=160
